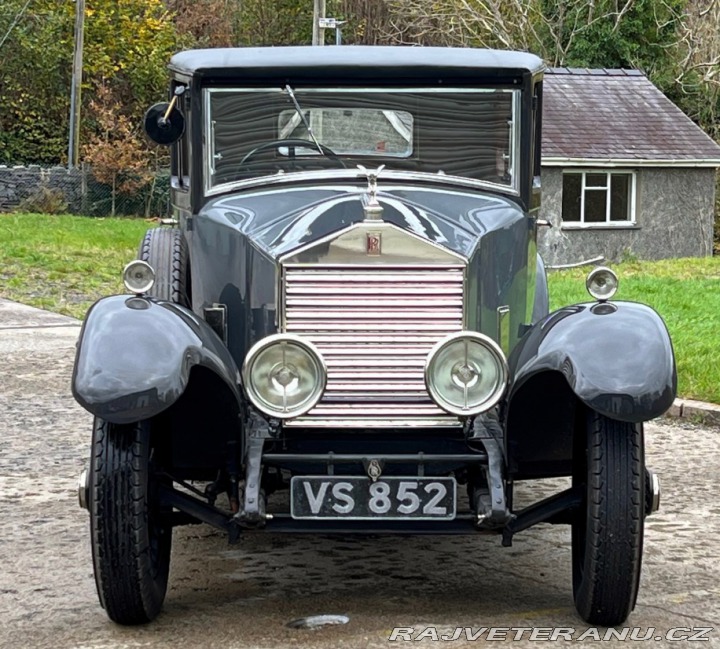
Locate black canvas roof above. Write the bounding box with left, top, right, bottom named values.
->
left=169, top=46, right=545, bottom=82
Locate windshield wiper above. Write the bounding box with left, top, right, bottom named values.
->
left=284, top=84, right=324, bottom=156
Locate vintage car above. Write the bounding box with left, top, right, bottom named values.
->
left=73, top=46, right=675, bottom=627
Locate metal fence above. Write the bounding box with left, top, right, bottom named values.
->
left=0, top=164, right=171, bottom=218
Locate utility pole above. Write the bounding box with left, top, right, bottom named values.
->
left=68, top=0, right=85, bottom=169
left=312, top=0, right=326, bottom=46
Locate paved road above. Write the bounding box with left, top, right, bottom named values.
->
left=1, top=298, right=718, bottom=648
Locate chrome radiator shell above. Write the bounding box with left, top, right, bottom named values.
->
left=281, top=263, right=465, bottom=427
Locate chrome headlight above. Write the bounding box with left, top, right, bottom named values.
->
left=123, top=260, right=155, bottom=295
left=242, top=334, right=326, bottom=419
left=425, top=332, right=508, bottom=416
left=586, top=266, right=618, bottom=301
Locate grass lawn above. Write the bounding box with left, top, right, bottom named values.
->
left=0, top=213, right=150, bottom=318
left=548, top=257, right=720, bottom=404
left=1, top=213, right=718, bottom=403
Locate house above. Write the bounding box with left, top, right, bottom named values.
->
left=539, top=68, right=720, bottom=265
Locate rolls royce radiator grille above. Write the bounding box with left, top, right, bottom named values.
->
left=282, top=265, right=465, bottom=427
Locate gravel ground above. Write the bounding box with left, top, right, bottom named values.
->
left=1, top=298, right=718, bottom=648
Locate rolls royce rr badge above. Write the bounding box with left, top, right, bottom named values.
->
left=366, top=233, right=382, bottom=255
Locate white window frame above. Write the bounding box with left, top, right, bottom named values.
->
left=561, top=169, right=637, bottom=228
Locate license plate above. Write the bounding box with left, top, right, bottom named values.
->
left=290, top=476, right=456, bottom=520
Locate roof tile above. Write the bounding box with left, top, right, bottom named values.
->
left=542, top=69, right=720, bottom=162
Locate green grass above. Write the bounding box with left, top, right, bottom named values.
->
left=0, top=213, right=150, bottom=319
left=2, top=213, right=718, bottom=403
left=548, top=257, right=720, bottom=404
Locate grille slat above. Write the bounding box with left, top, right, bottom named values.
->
left=304, top=334, right=447, bottom=345
left=287, top=322, right=460, bottom=332
left=287, top=309, right=463, bottom=320
left=283, top=265, right=465, bottom=428
left=328, top=365, right=422, bottom=380
left=330, top=356, right=425, bottom=363
left=286, top=271, right=461, bottom=283
left=287, top=299, right=463, bottom=309
left=325, top=362, right=426, bottom=370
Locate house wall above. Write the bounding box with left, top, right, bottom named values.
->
left=538, top=166, right=716, bottom=265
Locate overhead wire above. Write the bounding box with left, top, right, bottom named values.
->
left=0, top=0, right=34, bottom=52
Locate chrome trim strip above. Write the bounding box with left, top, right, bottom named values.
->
left=286, top=418, right=459, bottom=428
left=203, top=86, right=521, bottom=195
left=205, top=168, right=519, bottom=198
left=511, top=91, right=521, bottom=193
left=203, top=88, right=212, bottom=194
left=497, top=305, right=510, bottom=355
left=280, top=221, right=468, bottom=266
left=206, top=87, right=517, bottom=95
left=546, top=255, right=605, bottom=270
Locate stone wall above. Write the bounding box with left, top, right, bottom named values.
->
left=0, top=164, right=170, bottom=217
left=538, top=166, right=716, bottom=265
left=0, top=165, right=83, bottom=212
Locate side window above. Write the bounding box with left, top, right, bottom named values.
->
left=533, top=83, right=542, bottom=180
left=530, top=81, right=543, bottom=210
left=562, top=170, right=635, bottom=225
left=171, top=85, right=190, bottom=190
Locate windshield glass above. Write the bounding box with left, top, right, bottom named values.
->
left=205, top=87, right=518, bottom=191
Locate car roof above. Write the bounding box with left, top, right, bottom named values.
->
left=169, top=46, right=545, bottom=81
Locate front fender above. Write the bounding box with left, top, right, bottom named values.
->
left=72, top=295, right=242, bottom=424
left=508, top=301, right=676, bottom=423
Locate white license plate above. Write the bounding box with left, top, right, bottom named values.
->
left=290, top=476, right=457, bottom=520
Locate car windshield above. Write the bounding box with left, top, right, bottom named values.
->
left=205, top=87, right=519, bottom=192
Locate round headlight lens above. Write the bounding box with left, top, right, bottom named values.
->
left=123, top=260, right=155, bottom=295
left=242, top=334, right=326, bottom=419
left=425, top=332, right=509, bottom=416
left=586, top=266, right=618, bottom=301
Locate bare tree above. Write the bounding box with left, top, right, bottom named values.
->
left=338, top=0, right=393, bottom=44
left=379, top=0, right=679, bottom=68
left=171, top=0, right=235, bottom=47
left=673, top=0, right=720, bottom=138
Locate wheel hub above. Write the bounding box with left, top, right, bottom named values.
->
left=78, top=468, right=89, bottom=511
left=646, top=468, right=660, bottom=515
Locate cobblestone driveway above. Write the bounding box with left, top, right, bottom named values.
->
left=1, top=298, right=718, bottom=648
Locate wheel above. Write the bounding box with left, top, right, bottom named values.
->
left=89, top=418, right=172, bottom=624
left=139, top=228, right=190, bottom=307
left=571, top=410, right=645, bottom=626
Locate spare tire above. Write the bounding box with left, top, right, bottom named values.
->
left=139, top=228, right=191, bottom=307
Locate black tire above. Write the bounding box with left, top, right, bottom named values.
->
left=571, top=411, right=645, bottom=626
left=89, top=418, right=172, bottom=624
left=139, top=228, right=190, bottom=307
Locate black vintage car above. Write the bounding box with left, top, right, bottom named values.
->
left=73, top=46, right=675, bottom=627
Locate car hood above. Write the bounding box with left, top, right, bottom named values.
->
left=199, top=183, right=525, bottom=262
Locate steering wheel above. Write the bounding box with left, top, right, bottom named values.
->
left=239, top=138, right=346, bottom=168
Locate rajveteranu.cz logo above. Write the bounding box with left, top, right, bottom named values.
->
left=388, top=627, right=714, bottom=642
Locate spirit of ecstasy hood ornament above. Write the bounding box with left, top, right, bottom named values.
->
left=358, top=164, right=385, bottom=221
